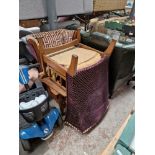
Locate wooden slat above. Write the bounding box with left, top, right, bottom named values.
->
left=100, top=110, right=133, bottom=155
left=27, top=37, right=44, bottom=72
left=47, top=46, right=75, bottom=58
left=79, top=40, right=116, bottom=58
left=41, top=77, right=67, bottom=97
left=49, top=87, right=59, bottom=96
left=43, top=55, right=67, bottom=79
left=41, top=39, right=79, bottom=55
left=48, top=66, right=66, bottom=81
left=19, top=19, right=42, bottom=28
left=78, top=43, right=103, bottom=54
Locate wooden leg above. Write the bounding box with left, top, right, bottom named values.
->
left=68, top=54, right=78, bottom=77
left=57, top=95, right=66, bottom=115
left=102, top=39, right=116, bottom=57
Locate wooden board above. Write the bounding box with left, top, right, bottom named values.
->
left=100, top=110, right=133, bottom=155
left=41, top=77, right=67, bottom=97
left=19, top=19, right=42, bottom=28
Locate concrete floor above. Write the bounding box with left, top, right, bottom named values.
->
left=20, top=84, right=135, bottom=155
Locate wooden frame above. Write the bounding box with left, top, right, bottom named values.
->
left=27, top=29, right=116, bottom=102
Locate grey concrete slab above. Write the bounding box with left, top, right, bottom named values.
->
left=20, top=84, right=135, bottom=155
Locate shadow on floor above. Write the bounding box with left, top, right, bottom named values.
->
left=19, top=139, right=49, bottom=155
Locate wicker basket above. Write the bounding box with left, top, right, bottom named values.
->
left=93, top=0, right=127, bottom=12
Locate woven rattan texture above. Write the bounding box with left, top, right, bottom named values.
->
left=65, top=57, right=109, bottom=133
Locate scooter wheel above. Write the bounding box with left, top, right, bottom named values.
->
left=20, top=139, right=32, bottom=151
left=57, top=116, right=63, bottom=129
left=127, top=80, right=130, bottom=85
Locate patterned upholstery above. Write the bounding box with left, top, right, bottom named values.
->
left=62, top=30, right=75, bottom=44
left=42, top=31, right=63, bottom=48
left=29, top=29, right=75, bottom=49
left=66, top=57, right=109, bottom=133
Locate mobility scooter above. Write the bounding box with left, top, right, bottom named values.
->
left=19, top=50, right=63, bottom=151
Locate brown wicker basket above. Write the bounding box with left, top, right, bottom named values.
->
left=93, top=0, right=127, bottom=12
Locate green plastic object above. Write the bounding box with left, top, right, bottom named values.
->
left=113, top=113, right=135, bottom=155
left=105, top=21, right=124, bottom=31
left=113, top=112, right=135, bottom=155
left=113, top=144, right=131, bottom=155
left=118, top=113, right=135, bottom=153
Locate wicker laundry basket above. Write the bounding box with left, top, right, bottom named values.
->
left=93, top=0, right=127, bottom=12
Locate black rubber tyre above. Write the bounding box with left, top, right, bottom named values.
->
left=57, top=116, right=63, bottom=129
left=20, top=139, right=32, bottom=151
left=109, top=95, right=112, bottom=99
left=127, top=80, right=130, bottom=85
